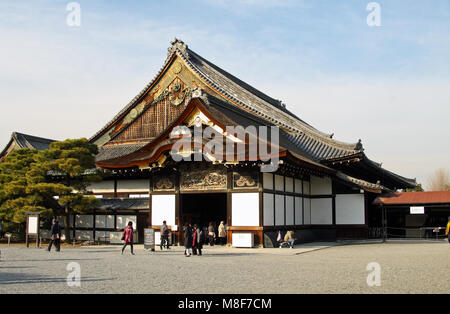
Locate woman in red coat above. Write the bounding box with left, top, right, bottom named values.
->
left=121, top=221, right=135, bottom=255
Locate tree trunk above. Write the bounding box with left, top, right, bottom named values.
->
left=64, top=205, right=71, bottom=242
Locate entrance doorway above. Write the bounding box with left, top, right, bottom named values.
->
left=180, top=193, right=227, bottom=231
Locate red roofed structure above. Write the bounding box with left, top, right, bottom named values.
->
left=373, top=191, right=450, bottom=239
left=374, top=191, right=450, bottom=206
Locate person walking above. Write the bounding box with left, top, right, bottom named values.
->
left=121, top=221, right=135, bottom=255
left=192, top=224, right=204, bottom=256
left=218, top=221, right=227, bottom=246
left=184, top=223, right=193, bottom=257
left=446, top=216, right=450, bottom=244
left=160, top=220, right=170, bottom=250
left=208, top=222, right=215, bottom=246
left=48, top=219, right=62, bottom=252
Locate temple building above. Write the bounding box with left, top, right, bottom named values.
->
left=81, top=39, right=417, bottom=247
left=0, top=132, right=55, bottom=161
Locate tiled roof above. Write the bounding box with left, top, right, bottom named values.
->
left=1, top=132, right=55, bottom=158
left=96, top=142, right=150, bottom=163
left=336, top=171, right=390, bottom=193
left=374, top=191, right=450, bottom=205
left=90, top=39, right=361, bottom=161
left=12, top=132, right=55, bottom=150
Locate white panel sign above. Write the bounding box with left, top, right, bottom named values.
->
left=311, top=198, right=333, bottom=225
left=410, top=206, right=425, bottom=215
left=152, top=195, right=176, bottom=226
left=232, top=193, right=259, bottom=227
left=263, top=193, right=274, bottom=226
left=28, top=216, right=38, bottom=234
left=232, top=233, right=254, bottom=248
left=336, top=194, right=365, bottom=225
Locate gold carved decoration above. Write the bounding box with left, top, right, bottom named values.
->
left=233, top=173, right=258, bottom=188
left=152, top=77, right=191, bottom=107
left=172, top=62, right=183, bottom=75
left=181, top=166, right=227, bottom=191
left=154, top=175, right=175, bottom=191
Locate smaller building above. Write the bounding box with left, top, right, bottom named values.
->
left=373, top=191, right=450, bottom=239
left=0, top=132, right=55, bottom=161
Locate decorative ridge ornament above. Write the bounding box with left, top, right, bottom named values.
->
left=168, top=38, right=188, bottom=59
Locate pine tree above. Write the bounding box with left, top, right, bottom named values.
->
left=0, top=139, right=101, bottom=241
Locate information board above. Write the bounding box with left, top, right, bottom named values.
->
left=144, top=228, right=155, bottom=250
left=410, top=206, right=425, bottom=215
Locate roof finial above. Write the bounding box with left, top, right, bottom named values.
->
left=168, top=38, right=188, bottom=57
left=355, top=139, right=363, bottom=151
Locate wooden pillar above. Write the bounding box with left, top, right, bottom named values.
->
left=259, top=171, right=264, bottom=248
left=175, top=172, right=181, bottom=246
left=226, top=167, right=233, bottom=246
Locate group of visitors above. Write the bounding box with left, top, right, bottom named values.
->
left=41, top=215, right=450, bottom=257
left=203, top=221, right=227, bottom=246
left=183, top=223, right=204, bottom=256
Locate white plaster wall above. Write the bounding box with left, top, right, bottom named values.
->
left=311, top=198, right=333, bottom=225
left=275, top=175, right=284, bottom=191
left=275, top=194, right=285, bottom=226
left=285, top=196, right=294, bottom=225
left=285, top=177, right=294, bottom=193
left=86, top=180, right=114, bottom=193
left=303, top=181, right=310, bottom=195
left=295, top=197, right=303, bottom=225
left=336, top=194, right=365, bottom=225
left=310, top=176, right=332, bottom=195
left=303, top=198, right=311, bottom=224
left=263, top=173, right=274, bottom=190
left=295, top=179, right=302, bottom=194
left=232, top=193, right=259, bottom=227
left=117, top=179, right=149, bottom=193
left=263, top=193, right=274, bottom=226
left=152, top=195, right=175, bottom=226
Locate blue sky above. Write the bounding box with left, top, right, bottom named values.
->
left=0, top=0, right=449, bottom=187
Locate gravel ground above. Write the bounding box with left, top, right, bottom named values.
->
left=0, top=242, right=448, bottom=294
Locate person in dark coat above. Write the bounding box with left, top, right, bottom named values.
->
left=192, top=224, right=204, bottom=256
left=184, top=223, right=193, bottom=257
left=48, top=219, right=61, bottom=252
left=121, top=221, right=135, bottom=255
